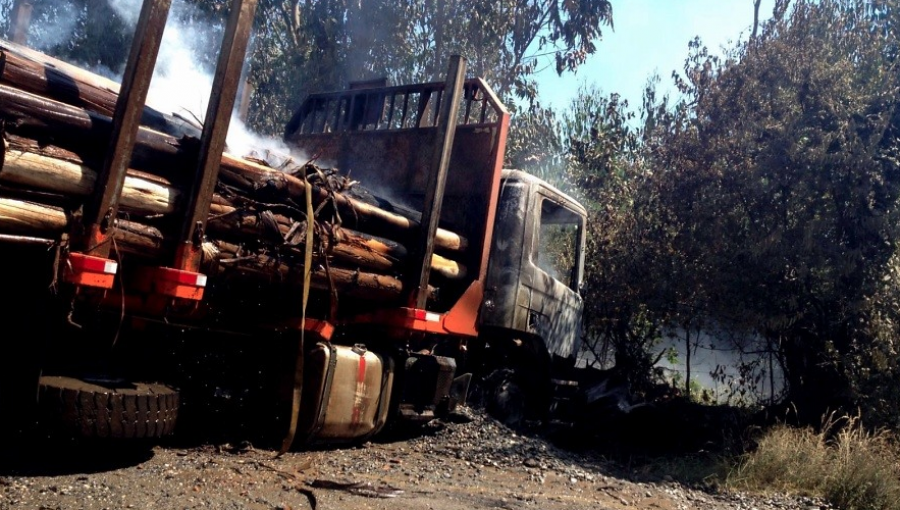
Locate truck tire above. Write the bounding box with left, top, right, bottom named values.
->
left=481, top=369, right=526, bottom=427
left=38, top=376, right=179, bottom=439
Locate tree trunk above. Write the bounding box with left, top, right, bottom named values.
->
left=208, top=202, right=465, bottom=279
left=207, top=240, right=431, bottom=301
left=0, top=89, right=469, bottom=253
left=0, top=138, right=468, bottom=280
left=0, top=147, right=179, bottom=215
left=0, top=194, right=423, bottom=302
left=0, top=42, right=199, bottom=138
left=685, top=327, right=692, bottom=398
left=0, top=84, right=191, bottom=179
left=218, top=155, right=468, bottom=252
left=0, top=197, right=67, bottom=235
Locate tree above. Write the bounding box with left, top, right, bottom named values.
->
left=546, top=84, right=682, bottom=395
left=246, top=0, right=614, bottom=134
left=635, top=0, right=900, bottom=425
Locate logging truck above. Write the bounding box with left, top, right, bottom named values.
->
left=0, top=1, right=586, bottom=448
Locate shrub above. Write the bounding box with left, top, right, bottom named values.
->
left=728, top=415, right=900, bottom=510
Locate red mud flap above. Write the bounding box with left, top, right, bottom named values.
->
left=63, top=253, right=118, bottom=290
left=134, top=266, right=207, bottom=301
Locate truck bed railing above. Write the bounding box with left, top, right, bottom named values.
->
left=286, top=79, right=504, bottom=136
left=283, top=74, right=510, bottom=324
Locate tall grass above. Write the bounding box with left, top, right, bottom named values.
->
left=728, top=414, right=900, bottom=510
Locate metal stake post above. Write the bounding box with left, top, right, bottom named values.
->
left=80, top=0, right=172, bottom=258
left=172, top=0, right=259, bottom=274
left=405, top=55, right=467, bottom=309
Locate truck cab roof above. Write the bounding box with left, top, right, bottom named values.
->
left=501, top=169, right=588, bottom=218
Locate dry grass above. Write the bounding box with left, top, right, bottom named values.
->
left=728, top=414, right=900, bottom=510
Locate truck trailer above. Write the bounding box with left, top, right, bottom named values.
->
left=0, top=0, right=587, bottom=450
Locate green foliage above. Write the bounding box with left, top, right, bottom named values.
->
left=504, top=102, right=565, bottom=182
left=567, top=0, right=900, bottom=422
left=553, top=84, right=678, bottom=395
left=12, top=0, right=612, bottom=136
left=0, top=0, right=13, bottom=36
left=247, top=0, right=613, bottom=134
left=668, top=372, right=714, bottom=404
left=10, top=0, right=132, bottom=72
left=554, top=0, right=900, bottom=424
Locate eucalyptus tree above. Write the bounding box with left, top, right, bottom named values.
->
left=640, top=0, right=900, bottom=423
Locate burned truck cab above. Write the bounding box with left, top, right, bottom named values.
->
left=481, top=170, right=587, bottom=371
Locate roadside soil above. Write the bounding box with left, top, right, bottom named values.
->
left=0, top=407, right=831, bottom=510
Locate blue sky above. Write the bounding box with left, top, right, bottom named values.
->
left=532, top=0, right=775, bottom=111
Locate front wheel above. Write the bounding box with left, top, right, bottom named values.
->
left=479, top=369, right=526, bottom=428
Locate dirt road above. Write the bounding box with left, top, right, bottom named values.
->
left=0, top=408, right=829, bottom=510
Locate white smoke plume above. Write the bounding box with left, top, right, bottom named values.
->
left=28, top=2, right=80, bottom=52
left=109, top=0, right=217, bottom=125
left=108, top=0, right=307, bottom=162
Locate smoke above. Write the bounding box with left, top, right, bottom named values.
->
left=656, top=327, right=785, bottom=404
left=108, top=0, right=306, bottom=162
left=108, top=0, right=218, bottom=125
left=29, top=2, right=80, bottom=52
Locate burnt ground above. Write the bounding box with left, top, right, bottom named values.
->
left=0, top=407, right=832, bottom=510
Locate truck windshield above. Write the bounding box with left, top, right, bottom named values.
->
left=536, top=199, right=582, bottom=290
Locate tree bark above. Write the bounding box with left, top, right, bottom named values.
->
left=0, top=89, right=469, bottom=253
left=218, top=155, right=468, bottom=252
left=0, top=145, right=179, bottom=215
left=0, top=84, right=190, bottom=179
left=206, top=240, right=430, bottom=301
left=0, top=194, right=423, bottom=302
left=0, top=197, right=67, bottom=234
left=1, top=138, right=468, bottom=282
left=208, top=202, right=466, bottom=278
left=0, top=42, right=199, bottom=138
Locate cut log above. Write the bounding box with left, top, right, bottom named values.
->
left=0, top=41, right=200, bottom=138
left=0, top=87, right=469, bottom=253
left=431, top=253, right=467, bottom=279
left=114, top=219, right=166, bottom=254
left=0, top=233, right=56, bottom=246
left=0, top=196, right=166, bottom=255
left=0, top=137, right=464, bottom=277
left=5, top=134, right=180, bottom=190
left=207, top=209, right=399, bottom=273
left=0, top=85, right=190, bottom=178
left=206, top=240, right=434, bottom=302
left=207, top=202, right=466, bottom=279
left=0, top=39, right=122, bottom=99
left=0, top=194, right=422, bottom=302
left=0, top=196, right=416, bottom=302
left=0, top=147, right=179, bottom=215
left=0, top=183, right=74, bottom=209
left=218, top=155, right=468, bottom=252
left=0, top=140, right=467, bottom=278
left=0, top=197, right=67, bottom=235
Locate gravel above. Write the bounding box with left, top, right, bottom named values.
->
left=0, top=407, right=835, bottom=510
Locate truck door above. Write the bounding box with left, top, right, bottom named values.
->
left=525, top=194, right=585, bottom=360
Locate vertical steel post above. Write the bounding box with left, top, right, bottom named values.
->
left=405, top=55, right=466, bottom=309
left=173, top=0, right=259, bottom=272
left=80, top=0, right=172, bottom=257
left=10, top=0, right=32, bottom=44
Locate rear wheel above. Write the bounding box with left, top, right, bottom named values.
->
left=38, top=376, right=179, bottom=439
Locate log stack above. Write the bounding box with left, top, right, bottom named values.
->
left=0, top=39, right=467, bottom=307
